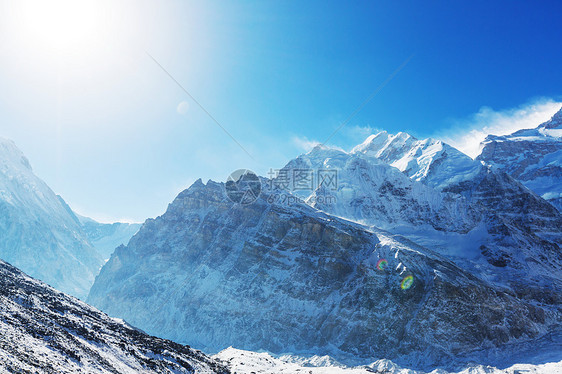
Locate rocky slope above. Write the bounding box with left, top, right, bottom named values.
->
left=0, top=137, right=103, bottom=299
left=0, top=258, right=229, bottom=373
left=88, top=179, right=558, bottom=370
left=477, top=106, right=562, bottom=212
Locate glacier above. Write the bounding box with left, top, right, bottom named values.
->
left=77, top=214, right=141, bottom=260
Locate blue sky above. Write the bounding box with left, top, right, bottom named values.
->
left=0, top=0, right=561, bottom=222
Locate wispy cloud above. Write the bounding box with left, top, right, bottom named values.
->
left=292, top=136, right=320, bottom=152
left=439, top=98, right=562, bottom=158
left=341, top=125, right=383, bottom=145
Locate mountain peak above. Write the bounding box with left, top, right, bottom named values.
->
left=352, top=131, right=419, bottom=155
left=192, top=178, right=205, bottom=187
left=542, top=106, right=562, bottom=129
left=365, top=130, right=389, bottom=141
left=0, top=137, right=32, bottom=171
left=0, top=136, right=104, bottom=299
left=394, top=131, right=416, bottom=141
left=307, top=142, right=343, bottom=154
left=351, top=131, right=390, bottom=155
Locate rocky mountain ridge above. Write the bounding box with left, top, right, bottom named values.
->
left=0, top=258, right=229, bottom=373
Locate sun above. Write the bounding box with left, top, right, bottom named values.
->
left=17, top=0, right=100, bottom=53
left=4, top=0, right=142, bottom=70
left=2, top=0, right=110, bottom=61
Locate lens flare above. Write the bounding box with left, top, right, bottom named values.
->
left=376, top=259, right=388, bottom=271
left=400, top=275, right=414, bottom=290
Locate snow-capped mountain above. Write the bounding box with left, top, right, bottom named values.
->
left=0, top=137, right=141, bottom=298
left=88, top=179, right=558, bottom=370
left=351, top=131, right=483, bottom=190
left=0, top=258, right=229, bottom=373
left=77, top=214, right=141, bottom=260
left=279, top=145, right=482, bottom=256
left=280, top=138, right=562, bottom=306
left=478, top=106, right=562, bottom=212
left=0, top=137, right=104, bottom=299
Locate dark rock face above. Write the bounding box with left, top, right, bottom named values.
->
left=88, top=181, right=556, bottom=369
left=0, top=259, right=229, bottom=373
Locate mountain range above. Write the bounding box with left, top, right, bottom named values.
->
left=0, top=107, right=560, bottom=372
left=87, top=108, right=562, bottom=369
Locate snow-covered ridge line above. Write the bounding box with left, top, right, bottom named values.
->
left=214, top=347, right=562, bottom=374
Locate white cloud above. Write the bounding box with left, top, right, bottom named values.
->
left=341, top=125, right=383, bottom=146
left=291, top=136, right=320, bottom=152
left=439, top=98, right=562, bottom=158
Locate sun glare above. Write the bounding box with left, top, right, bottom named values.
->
left=18, top=0, right=101, bottom=53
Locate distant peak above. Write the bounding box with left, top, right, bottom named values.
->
left=175, top=178, right=224, bottom=203
left=422, top=137, right=443, bottom=146
left=183, top=178, right=206, bottom=192
left=371, top=130, right=389, bottom=138
left=351, top=131, right=389, bottom=152
left=306, top=143, right=345, bottom=156
left=393, top=131, right=415, bottom=140
left=0, top=136, right=33, bottom=171
left=553, top=106, right=562, bottom=119
left=359, top=131, right=389, bottom=143
left=368, top=131, right=390, bottom=141
left=311, top=143, right=331, bottom=151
